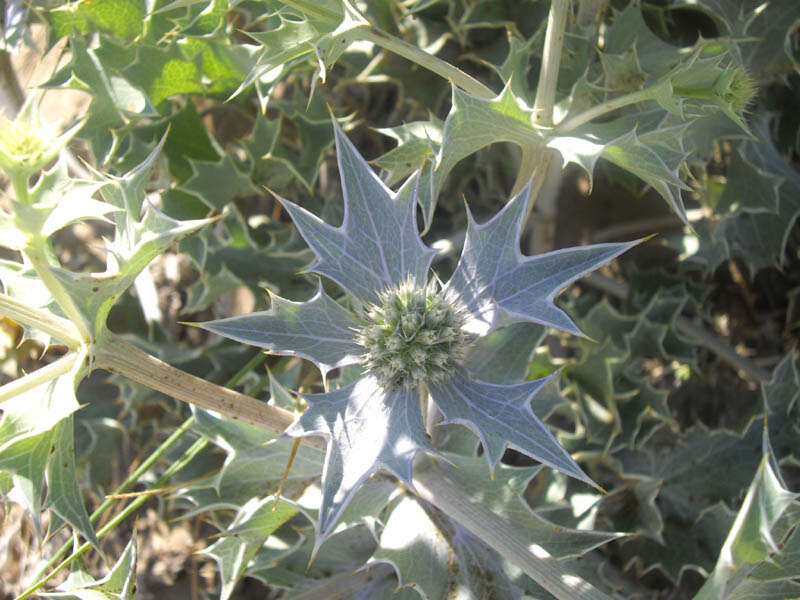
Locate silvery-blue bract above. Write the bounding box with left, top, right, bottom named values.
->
left=199, top=122, right=638, bottom=547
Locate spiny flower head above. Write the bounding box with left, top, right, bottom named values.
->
left=715, top=65, right=757, bottom=114
left=358, top=279, right=471, bottom=389
left=0, top=95, right=84, bottom=184
left=198, top=120, right=639, bottom=546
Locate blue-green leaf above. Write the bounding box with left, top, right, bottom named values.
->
left=428, top=371, right=592, bottom=485
left=283, top=375, right=435, bottom=547
left=447, top=181, right=638, bottom=336
left=278, top=122, right=436, bottom=304
left=197, top=283, right=364, bottom=379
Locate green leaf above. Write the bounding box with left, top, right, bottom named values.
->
left=312, top=0, right=368, bottom=80
left=433, top=84, right=543, bottom=212
left=192, top=407, right=322, bottom=504
left=180, top=153, right=259, bottom=210
left=600, top=129, right=690, bottom=220
left=202, top=497, right=299, bottom=600
left=161, top=101, right=219, bottom=182
left=428, top=371, right=592, bottom=485
left=0, top=429, right=54, bottom=538
left=278, top=122, right=435, bottom=304
left=126, top=45, right=203, bottom=107
left=42, top=37, right=151, bottom=161
left=446, top=181, right=638, bottom=336
left=283, top=375, right=435, bottom=548
left=45, top=416, right=102, bottom=554
left=52, top=138, right=215, bottom=336
left=0, top=354, right=84, bottom=449
left=695, top=453, right=799, bottom=600
left=42, top=537, right=138, bottom=599
left=5, top=161, right=110, bottom=251
left=197, top=283, right=364, bottom=379
left=48, top=0, right=144, bottom=41
left=374, top=119, right=442, bottom=187
left=232, top=12, right=321, bottom=99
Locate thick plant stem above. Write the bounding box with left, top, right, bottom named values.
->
left=361, top=27, right=495, bottom=99
left=94, top=334, right=324, bottom=451
left=23, top=245, right=91, bottom=342
left=0, top=292, right=82, bottom=347
left=533, top=0, right=570, bottom=126
left=413, top=460, right=612, bottom=600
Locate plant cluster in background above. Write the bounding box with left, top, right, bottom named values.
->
left=0, top=1, right=798, bottom=599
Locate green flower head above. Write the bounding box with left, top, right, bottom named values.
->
left=0, top=95, right=84, bottom=186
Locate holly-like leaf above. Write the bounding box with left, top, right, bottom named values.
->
left=374, top=119, right=442, bottom=231
left=180, top=153, right=259, bottom=210
left=192, top=406, right=322, bottom=503
left=0, top=428, right=54, bottom=539
left=278, top=122, right=435, bottom=304
left=197, top=283, right=363, bottom=379
left=283, top=375, right=436, bottom=547
left=232, top=12, right=320, bottom=99
left=49, top=138, right=215, bottom=336
left=695, top=454, right=799, bottom=600
left=372, top=495, right=452, bottom=600
left=202, top=497, right=299, bottom=600
left=428, top=371, right=591, bottom=485
left=446, top=180, right=638, bottom=336
left=48, top=0, right=145, bottom=41
left=2, top=161, right=111, bottom=251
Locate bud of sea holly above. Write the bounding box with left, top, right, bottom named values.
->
left=357, top=279, right=471, bottom=389
left=0, top=94, right=84, bottom=190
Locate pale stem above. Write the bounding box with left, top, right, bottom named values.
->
left=0, top=352, right=78, bottom=403
left=360, top=26, right=496, bottom=99
left=413, top=460, right=612, bottom=600
left=94, top=333, right=325, bottom=451
left=0, top=291, right=82, bottom=347
left=23, top=245, right=91, bottom=342
left=528, top=149, right=565, bottom=255
left=554, top=86, right=655, bottom=134
left=533, top=0, right=571, bottom=126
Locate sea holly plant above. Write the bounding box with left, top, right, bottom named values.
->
left=198, top=121, right=639, bottom=546
left=1, top=0, right=800, bottom=598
